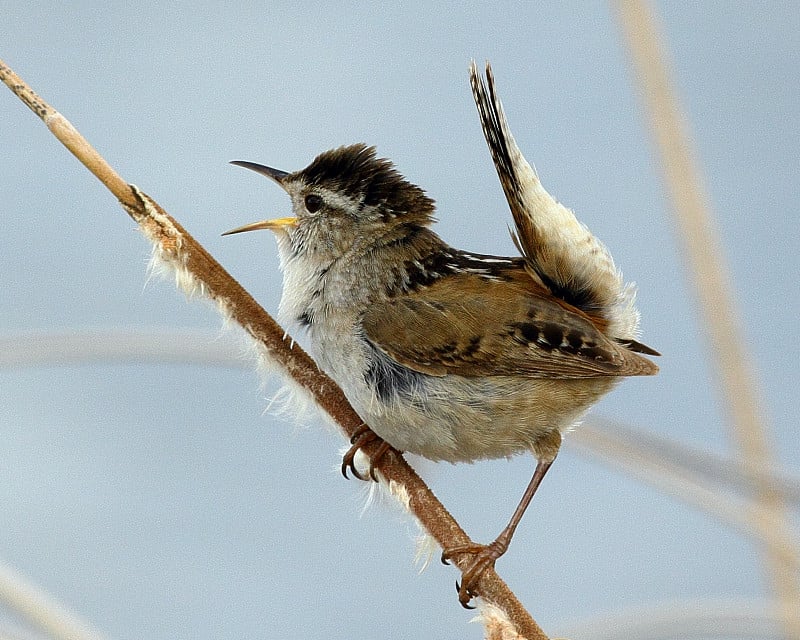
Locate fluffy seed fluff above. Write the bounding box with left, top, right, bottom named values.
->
left=137, top=185, right=414, bottom=528
left=472, top=601, right=528, bottom=640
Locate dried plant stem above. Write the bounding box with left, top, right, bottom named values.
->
left=1, top=59, right=547, bottom=640
left=574, top=421, right=800, bottom=571
left=614, top=3, right=800, bottom=638
left=0, top=559, right=106, bottom=640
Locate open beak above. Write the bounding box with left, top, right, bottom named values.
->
left=224, top=160, right=296, bottom=236
left=222, top=216, right=297, bottom=235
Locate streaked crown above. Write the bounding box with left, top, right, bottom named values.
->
left=296, top=143, right=436, bottom=225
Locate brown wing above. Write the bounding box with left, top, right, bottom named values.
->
left=361, top=272, right=658, bottom=379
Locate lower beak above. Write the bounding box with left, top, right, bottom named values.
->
left=222, top=216, right=298, bottom=236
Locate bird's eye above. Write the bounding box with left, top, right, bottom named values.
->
left=304, top=194, right=323, bottom=213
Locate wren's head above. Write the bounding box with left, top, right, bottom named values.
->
left=225, top=144, right=436, bottom=263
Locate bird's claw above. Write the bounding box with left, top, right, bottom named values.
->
left=454, top=580, right=477, bottom=609
left=442, top=540, right=508, bottom=608
left=340, top=425, right=396, bottom=482
left=340, top=444, right=366, bottom=481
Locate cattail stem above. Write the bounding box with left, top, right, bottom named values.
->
left=1, top=58, right=547, bottom=640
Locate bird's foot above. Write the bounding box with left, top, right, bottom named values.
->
left=341, top=424, right=395, bottom=482
left=441, top=538, right=510, bottom=608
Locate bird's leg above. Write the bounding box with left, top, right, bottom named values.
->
left=341, top=424, right=398, bottom=481
left=442, top=454, right=557, bottom=608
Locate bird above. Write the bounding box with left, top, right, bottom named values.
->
left=224, top=61, right=659, bottom=607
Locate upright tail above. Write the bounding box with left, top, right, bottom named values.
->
left=469, top=61, right=650, bottom=349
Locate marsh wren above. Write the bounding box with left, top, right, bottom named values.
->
left=225, top=62, right=659, bottom=607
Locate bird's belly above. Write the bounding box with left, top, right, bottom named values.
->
left=322, top=343, right=616, bottom=463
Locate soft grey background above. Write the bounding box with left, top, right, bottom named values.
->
left=2, top=2, right=798, bottom=639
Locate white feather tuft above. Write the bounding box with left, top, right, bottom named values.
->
left=413, top=528, right=439, bottom=573
left=472, top=601, right=527, bottom=639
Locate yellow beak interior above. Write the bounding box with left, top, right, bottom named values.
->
left=222, top=216, right=298, bottom=236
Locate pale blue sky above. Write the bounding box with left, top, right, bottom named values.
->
left=2, top=2, right=798, bottom=638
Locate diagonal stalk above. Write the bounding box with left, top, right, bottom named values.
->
left=1, top=58, right=547, bottom=640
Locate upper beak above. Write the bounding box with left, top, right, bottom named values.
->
left=224, top=160, right=296, bottom=236
left=229, top=160, right=290, bottom=185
